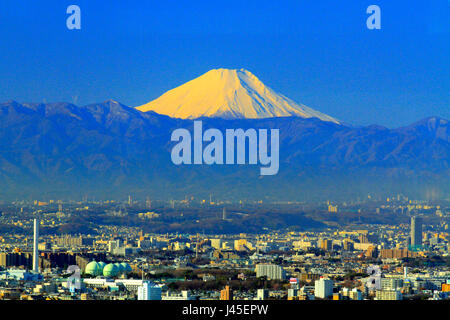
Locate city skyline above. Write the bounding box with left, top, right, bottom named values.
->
left=0, top=195, right=448, bottom=301
left=0, top=1, right=449, bottom=307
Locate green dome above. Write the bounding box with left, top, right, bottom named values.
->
left=120, top=262, right=132, bottom=274
left=115, top=263, right=124, bottom=274
left=103, top=263, right=119, bottom=277
left=98, top=261, right=106, bottom=270
left=85, top=261, right=102, bottom=276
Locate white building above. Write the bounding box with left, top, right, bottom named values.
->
left=349, top=288, right=363, bottom=300
left=108, top=240, right=121, bottom=253
left=256, top=289, right=269, bottom=300
left=255, top=264, right=286, bottom=280
left=376, top=289, right=402, bottom=300
left=137, top=281, right=162, bottom=300
left=381, top=278, right=404, bottom=290
left=314, top=278, right=333, bottom=299
left=210, top=239, right=222, bottom=250
left=162, top=290, right=196, bottom=300
left=83, top=278, right=150, bottom=293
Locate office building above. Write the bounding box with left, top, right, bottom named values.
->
left=376, top=289, right=402, bottom=300
left=220, top=285, right=233, bottom=300
left=256, top=289, right=268, bottom=300
left=381, top=278, right=404, bottom=290
left=210, top=239, right=222, bottom=250
left=411, top=216, right=422, bottom=248
left=137, top=281, right=162, bottom=300
left=314, top=278, right=333, bottom=299
left=256, top=264, right=286, bottom=280
left=319, top=239, right=333, bottom=251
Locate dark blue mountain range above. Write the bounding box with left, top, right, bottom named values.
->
left=0, top=100, right=448, bottom=201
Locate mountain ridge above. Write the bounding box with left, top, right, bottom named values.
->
left=136, top=68, right=341, bottom=124
left=0, top=100, right=448, bottom=201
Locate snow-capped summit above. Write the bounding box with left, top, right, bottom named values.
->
left=136, top=68, right=340, bottom=124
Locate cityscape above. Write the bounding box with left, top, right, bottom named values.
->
left=0, top=196, right=449, bottom=301
left=0, top=2, right=448, bottom=314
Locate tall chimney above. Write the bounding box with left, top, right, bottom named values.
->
left=33, top=218, right=39, bottom=273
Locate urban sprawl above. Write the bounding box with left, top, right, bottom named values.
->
left=0, top=196, right=449, bottom=301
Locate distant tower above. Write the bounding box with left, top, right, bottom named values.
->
left=146, top=197, right=152, bottom=209
left=33, top=218, right=39, bottom=273
left=58, top=203, right=63, bottom=213
left=411, top=216, right=422, bottom=248
left=128, top=195, right=132, bottom=206
left=222, top=207, right=227, bottom=220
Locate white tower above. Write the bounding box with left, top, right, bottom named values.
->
left=33, top=218, right=39, bottom=273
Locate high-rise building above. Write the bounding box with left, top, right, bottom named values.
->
left=358, top=234, right=369, bottom=243
left=287, top=288, right=298, bottom=299
left=319, top=239, right=333, bottom=251
left=33, top=218, right=39, bottom=273
left=256, top=264, right=286, bottom=280
left=0, top=252, right=33, bottom=268
left=137, top=281, right=162, bottom=300
left=210, top=239, right=222, bottom=250
left=381, top=278, right=404, bottom=290
left=376, top=289, right=402, bottom=300
left=314, top=278, right=333, bottom=299
left=380, top=248, right=417, bottom=259
left=343, top=239, right=354, bottom=251
left=256, top=289, right=269, bottom=300
left=220, top=285, right=233, bottom=300
left=108, top=239, right=121, bottom=253
left=55, top=235, right=94, bottom=247
left=411, top=216, right=422, bottom=248
left=348, top=288, right=363, bottom=300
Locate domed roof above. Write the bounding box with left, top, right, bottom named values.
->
left=85, top=261, right=102, bottom=276
left=103, top=263, right=119, bottom=277
left=97, top=261, right=106, bottom=270
left=120, top=262, right=132, bottom=273
left=114, top=263, right=125, bottom=274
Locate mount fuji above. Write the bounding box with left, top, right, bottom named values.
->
left=136, top=68, right=340, bottom=124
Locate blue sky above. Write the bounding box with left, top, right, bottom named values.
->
left=0, top=0, right=448, bottom=127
